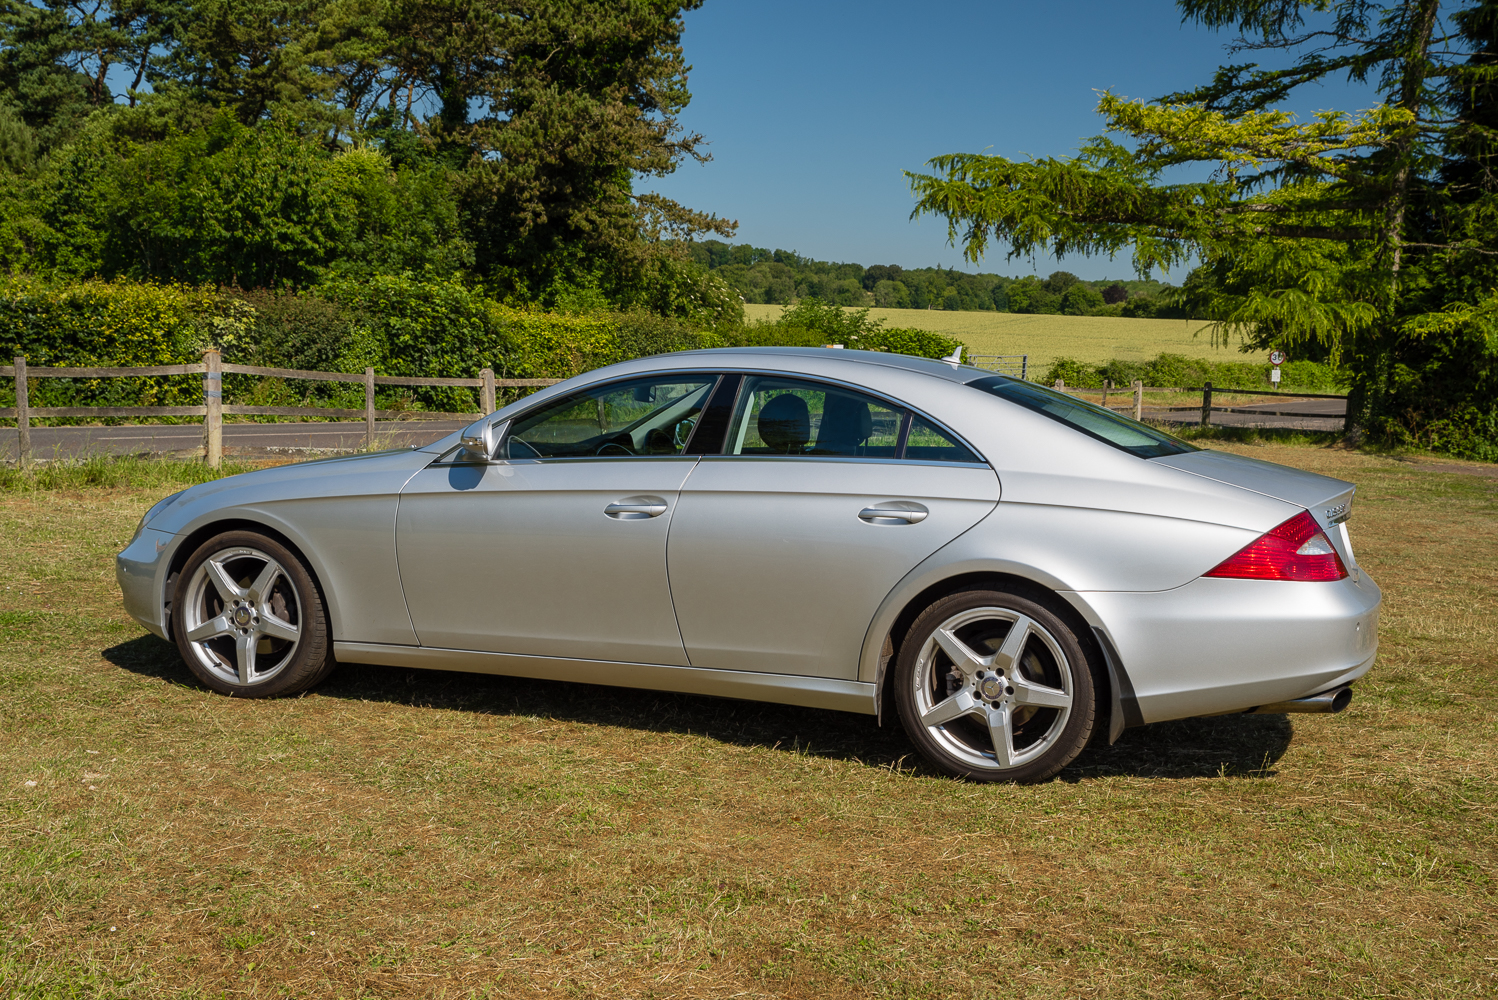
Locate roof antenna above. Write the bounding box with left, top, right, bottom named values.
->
left=941, top=345, right=963, bottom=366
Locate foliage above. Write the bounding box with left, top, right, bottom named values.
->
left=1042, top=352, right=1345, bottom=394
left=0, top=276, right=211, bottom=408
left=0, top=0, right=735, bottom=319
left=906, top=0, right=1498, bottom=458
left=0, top=277, right=960, bottom=422
left=732, top=297, right=961, bottom=359
left=686, top=239, right=1177, bottom=316
left=0, top=453, right=257, bottom=491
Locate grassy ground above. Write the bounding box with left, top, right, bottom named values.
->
left=1, top=448, right=1495, bottom=998
left=743, top=304, right=1269, bottom=369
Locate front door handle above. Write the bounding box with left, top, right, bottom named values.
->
left=858, top=501, right=929, bottom=524
left=605, top=495, right=669, bottom=519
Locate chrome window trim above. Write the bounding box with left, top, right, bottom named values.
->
left=434, top=366, right=992, bottom=468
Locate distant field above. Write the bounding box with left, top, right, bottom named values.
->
left=743, top=303, right=1268, bottom=369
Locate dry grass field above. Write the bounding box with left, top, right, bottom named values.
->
left=742, top=303, right=1271, bottom=368
left=1, top=445, right=1495, bottom=999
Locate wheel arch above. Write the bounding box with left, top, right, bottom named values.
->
left=864, top=565, right=1137, bottom=743
left=164, top=516, right=334, bottom=643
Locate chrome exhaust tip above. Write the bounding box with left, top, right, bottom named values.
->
left=1250, top=685, right=1353, bottom=715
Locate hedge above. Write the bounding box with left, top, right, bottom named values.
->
left=1041, top=353, right=1346, bottom=396
left=0, top=277, right=961, bottom=416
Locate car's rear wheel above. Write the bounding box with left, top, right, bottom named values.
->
left=172, top=530, right=334, bottom=698
left=894, top=588, right=1096, bottom=783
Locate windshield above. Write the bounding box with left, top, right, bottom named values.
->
left=966, top=375, right=1197, bottom=459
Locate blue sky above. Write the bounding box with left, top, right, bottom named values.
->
left=638, top=0, right=1378, bottom=281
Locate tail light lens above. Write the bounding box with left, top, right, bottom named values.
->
left=1204, top=510, right=1348, bottom=582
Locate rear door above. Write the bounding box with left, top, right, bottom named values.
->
left=666, top=374, right=1000, bottom=679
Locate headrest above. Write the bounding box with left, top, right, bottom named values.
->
left=758, top=393, right=811, bottom=453
left=822, top=393, right=873, bottom=443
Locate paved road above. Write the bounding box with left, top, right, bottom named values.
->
left=1, top=420, right=470, bottom=461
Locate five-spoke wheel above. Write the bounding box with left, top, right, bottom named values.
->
left=895, top=588, right=1096, bottom=782
left=173, top=531, right=333, bottom=697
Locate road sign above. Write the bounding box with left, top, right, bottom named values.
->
left=1269, top=350, right=1287, bottom=365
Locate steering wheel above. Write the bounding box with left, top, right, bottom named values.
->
left=596, top=433, right=636, bottom=457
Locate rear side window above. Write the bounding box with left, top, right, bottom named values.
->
left=967, top=375, right=1196, bottom=459
left=719, top=375, right=984, bottom=464
left=905, top=415, right=982, bottom=463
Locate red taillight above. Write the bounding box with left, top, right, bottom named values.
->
left=1204, top=510, right=1348, bottom=582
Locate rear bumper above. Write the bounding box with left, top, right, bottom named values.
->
left=1077, top=572, right=1381, bottom=724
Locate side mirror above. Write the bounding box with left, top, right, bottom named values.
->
left=458, top=419, right=504, bottom=462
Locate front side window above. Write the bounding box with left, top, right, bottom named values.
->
left=726, top=377, right=905, bottom=457
left=967, top=375, right=1197, bottom=459
left=503, top=375, right=717, bottom=459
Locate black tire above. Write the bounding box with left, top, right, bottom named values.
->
left=172, top=530, right=335, bottom=698
left=894, top=587, right=1096, bottom=783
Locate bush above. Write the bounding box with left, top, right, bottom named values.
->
left=0, top=277, right=212, bottom=409
left=739, top=297, right=961, bottom=359
left=1041, top=352, right=1346, bottom=394
left=0, top=280, right=970, bottom=420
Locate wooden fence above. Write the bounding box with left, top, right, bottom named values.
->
left=1054, top=378, right=1348, bottom=427
left=3, top=354, right=1351, bottom=470
left=2, top=350, right=561, bottom=469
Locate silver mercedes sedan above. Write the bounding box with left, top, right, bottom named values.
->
left=117, top=348, right=1380, bottom=782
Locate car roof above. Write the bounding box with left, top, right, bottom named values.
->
left=653, top=346, right=993, bottom=384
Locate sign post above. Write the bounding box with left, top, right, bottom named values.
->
left=1269, top=350, right=1286, bottom=387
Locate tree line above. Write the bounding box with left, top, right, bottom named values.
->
left=684, top=239, right=1185, bottom=317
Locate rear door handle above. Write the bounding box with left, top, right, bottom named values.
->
left=605, top=495, right=669, bottom=519
left=858, top=502, right=929, bottom=524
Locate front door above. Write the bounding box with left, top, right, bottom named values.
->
left=396, top=374, right=718, bottom=665
left=667, top=375, right=1001, bottom=678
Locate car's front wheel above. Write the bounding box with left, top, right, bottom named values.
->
left=894, top=588, right=1096, bottom=783
left=172, top=530, right=334, bottom=697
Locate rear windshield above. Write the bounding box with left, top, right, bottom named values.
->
left=966, top=375, right=1197, bottom=459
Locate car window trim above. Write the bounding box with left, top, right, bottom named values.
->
left=453, top=366, right=988, bottom=468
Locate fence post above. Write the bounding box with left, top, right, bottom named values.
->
left=1132, top=380, right=1143, bottom=422
left=13, top=355, right=29, bottom=471
left=1021, top=355, right=1027, bottom=381
left=1200, top=380, right=1213, bottom=427
left=480, top=367, right=496, bottom=415
left=1054, top=378, right=1065, bottom=392
left=203, top=349, right=222, bottom=469
left=364, top=367, right=376, bottom=450
left=1102, top=379, right=1111, bottom=409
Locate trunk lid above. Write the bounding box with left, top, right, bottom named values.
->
left=1151, top=450, right=1355, bottom=529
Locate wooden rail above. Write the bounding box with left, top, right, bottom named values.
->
left=1050, top=378, right=1348, bottom=427
left=4, top=352, right=562, bottom=469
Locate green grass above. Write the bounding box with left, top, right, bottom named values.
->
left=743, top=303, right=1270, bottom=369
left=0, top=454, right=261, bottom=492
left=0, top=444, right=1495, bottom=997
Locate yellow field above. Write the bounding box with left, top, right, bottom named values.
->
left=743, top=303, right=1268, bottom=369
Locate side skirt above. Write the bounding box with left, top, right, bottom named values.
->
left=334, top=642, right=879, bottom=716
